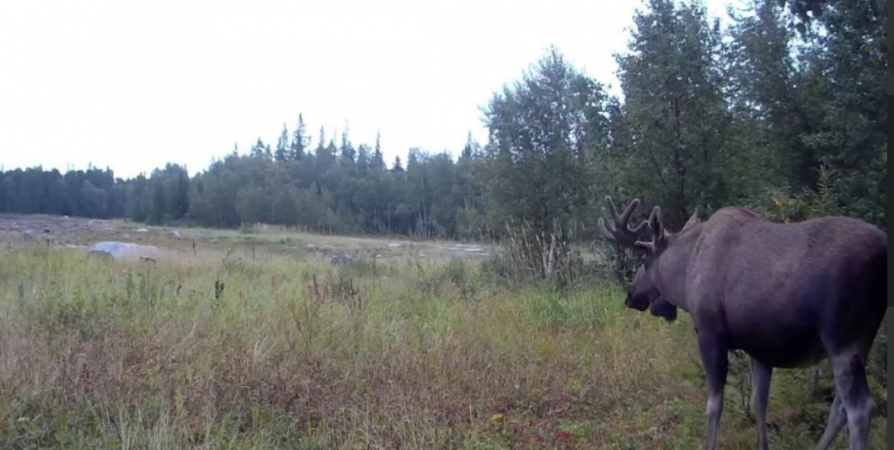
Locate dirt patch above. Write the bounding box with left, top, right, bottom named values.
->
left=0, top=215, right=494, bottom=265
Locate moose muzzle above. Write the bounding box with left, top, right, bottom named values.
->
left=625, top=288, right=650, bottom=312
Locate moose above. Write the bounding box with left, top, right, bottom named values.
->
left=596, top=196, right=887, bottom=450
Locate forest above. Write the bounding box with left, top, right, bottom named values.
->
left=0, top=0, right=886, bottom=245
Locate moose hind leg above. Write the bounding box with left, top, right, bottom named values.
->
left=829, top=353, right=877, bottom=450
left=812, top=394, right=846, bottom=450
left=751, top=358, right=773, bottom=450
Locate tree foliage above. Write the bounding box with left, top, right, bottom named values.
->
left=0, top=0, right=884, bottom=249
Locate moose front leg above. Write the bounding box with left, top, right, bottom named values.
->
left=698, top=331, right=729, bottom=450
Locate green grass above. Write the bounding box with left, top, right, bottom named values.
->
left=0, top=238, right=886, bottom=449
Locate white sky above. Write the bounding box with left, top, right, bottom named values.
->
left=0, top=0, right=732, bottom=179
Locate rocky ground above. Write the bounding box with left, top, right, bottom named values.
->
left=0, top=214, right=493, bottom=264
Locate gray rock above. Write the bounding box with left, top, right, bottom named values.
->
left=88, top=241, right=160, bottom=261
left=330, top=254, right=357, bottom=266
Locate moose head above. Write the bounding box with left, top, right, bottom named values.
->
left=596, top=196, right=698, bottom=322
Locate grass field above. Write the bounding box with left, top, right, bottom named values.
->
left=0, top=218, right=886, bottom=449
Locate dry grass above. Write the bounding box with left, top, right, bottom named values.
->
left=0, top=236, right=886, bottom=449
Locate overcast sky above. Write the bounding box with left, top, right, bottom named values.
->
left=0, top=0, right=732, bottom=179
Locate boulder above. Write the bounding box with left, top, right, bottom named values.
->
left=88, top=241, right=160, bottom=261
left=330, top=253, right=357, bottom=266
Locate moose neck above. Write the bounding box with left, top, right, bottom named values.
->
left=656, top=223, right=703, bottom=313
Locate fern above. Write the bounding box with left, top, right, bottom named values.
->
left=809, top=163, right=840, bottom=218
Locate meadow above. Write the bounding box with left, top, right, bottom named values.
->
left=0, top=218, right=886, bottom=449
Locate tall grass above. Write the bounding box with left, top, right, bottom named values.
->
left=0, top=243, right=885, bottom=449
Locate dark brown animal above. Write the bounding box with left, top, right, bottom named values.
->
left=597, top=196, right=887, bottom=450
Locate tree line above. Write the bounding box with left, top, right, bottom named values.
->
left=0, top=0, right=885, bottom=244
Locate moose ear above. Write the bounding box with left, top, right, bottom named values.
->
left=648, top=206, right=663, bottom=235
left=648, top=206, right=669, bottom=248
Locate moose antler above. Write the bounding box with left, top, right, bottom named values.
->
left=639, top=205, right=668, bottom=252
left=597, top=196, right=651, bottom=249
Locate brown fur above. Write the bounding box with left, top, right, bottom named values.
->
left=597, top=197, right=887, bottom=450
